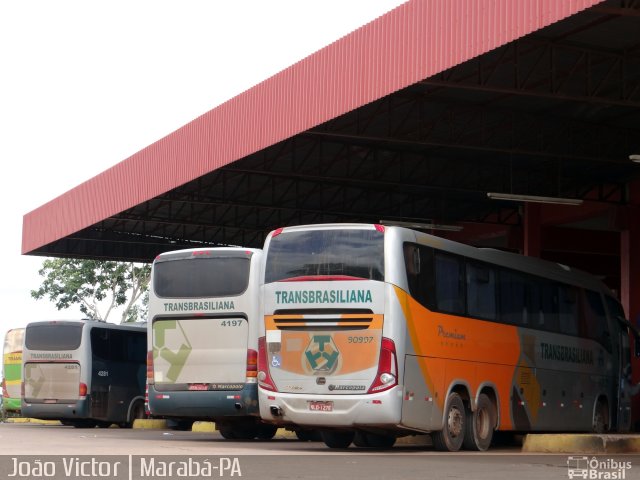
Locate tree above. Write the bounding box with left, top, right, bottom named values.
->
left=31, top=259, right=151, bottom=323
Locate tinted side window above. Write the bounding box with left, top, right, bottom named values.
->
left=91, top=328, right=146, bottom=363
left=540, top=282, right=559, bottom=332
left=109, top=330, right=127, bottom=362
left=435, top=253, right=465, bottom=315
left=403, top=243, right=435, bottom=310
left=500, top=270, right=527, bottom=325
left=466, top=262, right=497, bottom=320
left=583, top=290, right=611, bottom=350
left=91, top=327, right=110, bottom=361
left=558, top=285, right=579, bottom=335
left=127, top=332, right=147, bottom=363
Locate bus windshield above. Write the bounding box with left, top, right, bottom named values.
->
left=25, top=324, right=83, bottom=351
left=154, top=256, right=250, bottom=298
left=265, top=228, right=384, bottom=283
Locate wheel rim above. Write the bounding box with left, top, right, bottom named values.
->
left=476, top=407, right=490, bottom=439
left=448, top=406, right=463, bottom=438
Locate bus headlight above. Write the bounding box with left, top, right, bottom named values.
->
left=257, top=371, right=267, bottom=382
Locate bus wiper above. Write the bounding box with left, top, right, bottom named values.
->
left=278, top=275, right=367, bottom=282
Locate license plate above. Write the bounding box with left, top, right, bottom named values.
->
left=188, top=384, right=208, bottom=391
left=309, top=401, right=333, bottom=412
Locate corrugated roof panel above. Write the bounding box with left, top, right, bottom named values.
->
left=22, top=0, right=603, bottom=254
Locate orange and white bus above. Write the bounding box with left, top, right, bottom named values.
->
left=258, top=223, right=638, bottom=450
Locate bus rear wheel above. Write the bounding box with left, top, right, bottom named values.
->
left=432, top=392, right=465, bottom=452
left=463, top=393, right=496, bottom=451
left=321, top=430, right=354, bottom=449
left=353, top=431, right=396, bottom=449
left=122, top=401, right=145, bottom=428
left=255, top=424, right=278, bottom=440
left=72, top=420, right=97, bottom=428
left=295, top=429, right=322, bottom=442
left=218, top=426, right=236, bottom=439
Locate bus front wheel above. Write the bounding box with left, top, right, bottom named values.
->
left=321, top=430, right=354, bottom=449
left=463, top=393, right=496, bottom=451
left=593, top=398, right=609, bottom=433
left=432, top=392, right=466, bottom=452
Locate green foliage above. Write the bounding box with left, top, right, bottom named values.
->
left=31, top=259, right=151, bottom=323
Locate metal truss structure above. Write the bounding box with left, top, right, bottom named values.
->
left=40, top=0, right=640, bottom=288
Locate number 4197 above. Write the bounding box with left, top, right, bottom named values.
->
left=221, top=320, right=242, bottom=327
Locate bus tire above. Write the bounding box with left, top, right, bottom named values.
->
left=432, top=392, right=465, bottom=452
left=321, top=430, right=354, bottom=449
left=255, top=424, right=278, bottom=440
left=295, top=429, right=322, bottom=442
left=463, top=393, right=495, bottom=451
left=353, top=431, right=396, bottom=449
left=593, top=398, right=609, bottom=433
left=72, top=420, right=97, bottom=428
left=218, top=426, right=236, bottom=439
left=122, top=401, right=145, bottom=428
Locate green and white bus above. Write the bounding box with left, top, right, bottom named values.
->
left=147, top=247, right=277, bottom=439
left=2, top=328, right=24, bottom=414
left=258, top=223, right=638, bottom=450
left=22, top=320, right=147, bottom=428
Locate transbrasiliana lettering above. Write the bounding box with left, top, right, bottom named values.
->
left=275, top=289, right=373, bottom=304
left=163, top=301, right=235, bottom=312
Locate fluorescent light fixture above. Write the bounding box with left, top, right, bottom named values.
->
left=630, top=154, right=640, bottom=163
left=486, top=192, right=583, bottom=206
left=380, top=220, right=463, bottom=232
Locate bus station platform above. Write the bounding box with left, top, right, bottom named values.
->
left=522, top=434, right=640, bottom=454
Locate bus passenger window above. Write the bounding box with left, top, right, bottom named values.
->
left=435, top=253, right=465, bottom=315
left=558, top=285, right=579, bottom=336
left=402, top=243, right=435, bottom=311
left=499, top=270, right=526, bottom=325
left=91, top=328, right=110, bottom=361
left=466, top=263, right=497, bottom=320
left=540, top=283, right=559, bottom=332
left=583, top=290, right=611, bottom=350
left=526, top=282, right=544, bottom=329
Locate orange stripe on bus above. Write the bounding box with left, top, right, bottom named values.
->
left=395, top=285, right=520, bottom=428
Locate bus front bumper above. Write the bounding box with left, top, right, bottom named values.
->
left=258, top=386, right=403, bottom=427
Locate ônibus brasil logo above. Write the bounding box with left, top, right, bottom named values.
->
left=567, top=456, right=632, bottom=479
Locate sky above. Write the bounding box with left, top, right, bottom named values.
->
left=0, top=1, right=408, bottom=350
